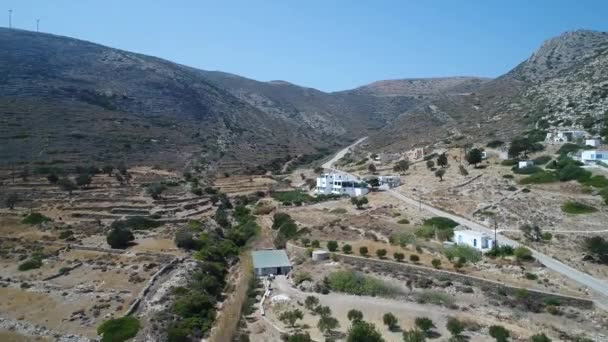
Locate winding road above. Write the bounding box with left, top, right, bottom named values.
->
left=324, top=137, right=608, bottom=310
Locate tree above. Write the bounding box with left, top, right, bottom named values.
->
left=20, top=167, right=30, bottom=181
left=102, top=165, right=114, bottom=176
left=359, top=246, right=368, bottom=256
left=437, top=153, right=448, bottom=168
left=279, top=309, right=303, bottom=328
left=314, top=305, right=331, bottom=317
left=529, top=333, right=551, bottom=342
left=342, top=244, right=353, bottom=254
left=317, top=315, right=339, bottom=336
left=393, top=252, right=404, bottom=262
left=214, top=207, right=231, bottom=228
left=584, top=236, right=608, bottom=264
left=5, top=192, right=18, bottom=210
left=489, top=325, right=510, bottom=342
left=327, top=240, right=338, bottom=252
left=508, top=138, right=535, bottom=158
left=351, top=196, right=369, bottom=209
left=368, top=177, right=380, bottom=187
left=403, top=329, right=426, bottom=342
left=304, top=296, right=319, bottom=311
left=393, top=160, right=409, bottom=173
left=174, top=229, right=200, bottom=250
left=415, top=317, right=435, bottom=336
left=426, top=160, right=435, bottom=169
left=346, top=321, right=385, bottom=342
left=347, top=309, right=363, bottom=323
left=146, top=182, right=166, bottom=199
left=76, top=173, right=92, bottom=188
left=58, top=177, right=77, bottom=195
left=431, top=259, right=441, bottom=269
left=376, top=249, right=387, bottom=259
left=382, top=312, right=398, bottom=331
left=311, top=240, right=320, bottom=248
left=314, top=166, right=324, bottom=174
left=106, top=227, right=134, bottom=249
left=301, top=237, right=310, bottom=247
left=368, top=164, right=377, bottom=173
left=410, top=254, right=420, bottom=262
left=47, top=173, right=59, bottom=184
left=466, top=148, right=483, bottom=167
left=434, top=169, right=446, bottom=181
left=514, top=246, right=534, bottom=262
left=446, top=317, right=464, bottom=337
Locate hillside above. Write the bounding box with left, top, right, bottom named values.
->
left=0, top=29, right=344, bottom=172
left=344, top=76, right=490, bottom=97
left=369, top=30, right=608, bottom=152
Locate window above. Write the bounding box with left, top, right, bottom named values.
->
left=473, top=238, right=477, bottom=247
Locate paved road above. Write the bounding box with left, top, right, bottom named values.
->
left=324, top=139, right=608, bottom=310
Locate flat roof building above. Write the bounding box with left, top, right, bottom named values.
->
left=251, top=249, right=292, bottom=277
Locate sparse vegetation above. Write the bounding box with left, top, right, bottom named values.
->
left=326, top=270, right=399, bottom=297
left=22, top=212, right=51, bottom=225
left=97, top=316, right=140, bottom=342
left=346, top=321, right=384, bottom=342
left=561, top=201, right=598, bottom=214
left=443, top=245, right=481, bottom=263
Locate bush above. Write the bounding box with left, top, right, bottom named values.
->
left=330, top=208, right=347, bottom=214
left=383, top=312, right=399, bottom=331
left=485, top=245, right=514, bottom=257
left=97, top=316, right=140, bottom=342
left=489, top=325, right=510, bottom=342
left=532, top=155, right=552, bottom=165
left=146, top=182, right=166, bottom=199
left=487, top=140, right=504, bottom=148
left=443, top=245, right=481, bottom=263
left=557, top=143, right=583, bottom=155
left=390, top=232, right=415, bottom=247
left=431, top=258, right=441, bottom=268
left=397, top=218, right=410, bottom=224
left=525, top=272, right=538, bottom=280
left=342, top=244, right=352, bottom=254
left=346, top=321, right=384, bottom=342
left=557, top=164, right=591, bottom=182
left=22, top=213, right=51, bottom=225
left=513, top=165, right=542, bottom=175
left=514, top=246, right=534, bottom=262
left=376, top=249, right=387, bottom=259
left=501, top=159, right=518, bottom=166
left=18, top=258, right=43, bottom=271
left=502, top=174, right=514, bottom=179
left=327, top=240, right=338, bottom=252
left=359, top=246, right=368, bottom=256
left=393, top=252, right=405, bottom=262
left=561, top=201, right=598, bottom=214
left=581, top=175, right=608, bottom=188
left=424, top=217, right=459, bottom=230
left=326, top=270, right=398, bottom=297
left=174, top=229, right=200, bottom=250
left=58, top=230, right=74, bottom=240
left=584, top=236, right=608, bottom=264
left=347, top=309, right=363, bottom=323
left=519, top=171, right=557, bottom=184
left=107, top=227, right=135, bottom=249
left=529, top=333, right=552, bottom=342
left=415, top=290, right=454, bottom=306
left=294, top=272, right=312, bottom=285
left=409, top=254, right=420, bottom=262
left=446, top=317, right=464, bottom=336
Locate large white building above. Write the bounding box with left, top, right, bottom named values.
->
left=453, top=229, right=494, bottom=252
left=579, top=150, right=608, bottom=164
left=315, top=172, right=369, bottom=197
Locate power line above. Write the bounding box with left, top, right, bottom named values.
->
left=36, top=18, right=40, bottom=32
left=8, top=9, right=12, bottom=29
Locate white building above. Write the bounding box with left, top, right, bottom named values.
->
left=585, top=138, right=602, bottom=147
left=546, top=130, right=586, bottom=144
left=315, top=172, right=369, bottom=197
left=252, top=250, right=292, bottom=277
left=518, top=160, right=534, bottom=169
left=580, top=150, right=608, bottom=164
left=453, top=229, right=494, bottom=251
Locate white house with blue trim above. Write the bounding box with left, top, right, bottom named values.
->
left=315, top=172, right=369, bottom=197
left=580, top=150, right=608, bottom=164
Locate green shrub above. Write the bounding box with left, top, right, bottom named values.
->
left=582, top=175, right=608, bottom=188
left=397, top=218, right=410, bottom=224
left=106, top=227, right=135, bottom=249
left=22, top=213, right=51, bottom=225
left=519, top=171, right=557, bottom=184
left=58, top=230, right=74, bottom=240
left=97, top=316, right=140, bottom=342
left=561, top=201, right=598, bottom=214
left=443, top=245, right=481, bottom=263
left=532, top=155, right=552, bottom=165
left=409, top=254, right=420, bottom=262
left=487, top=140, right=504, bottom=148
left=557, top=143, right=583, bottom=155
left=294, top=271, right=312, bottom=285
left=514, top=246, right=534, bottom=262
left=524, top=272, right=538, bottom=280
left=326, top=270, right=399, bottom=297
left=500, top=159, right=518, bottom=166
left=423, top=217, right=459, bottom=230
left=415, top=290, right=454, bottom=307
left=502, top=174, right=514, bottom=179
left=557, top=164, right=591, bottom=182
left=513, top=165, right=542, bottom=175
left=485, top=245, right=514, bottom=257
left=18, top=258, right=43, bottom=271
left=330, top=208, right=347, bottom=214
left=390, top=232, right=415, bottom=247
left=342, top=244, right=352, bottom=254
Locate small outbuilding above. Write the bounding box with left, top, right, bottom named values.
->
left=518, top=160, right=534, bottom=169
left=453, top=229, right=494, bottom=252
left=252, top=249, right=292, bottom=277
left=312, top=249, right=330, bottom=262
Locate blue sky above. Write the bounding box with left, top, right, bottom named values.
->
left=4, top=0, right=608, bottom=91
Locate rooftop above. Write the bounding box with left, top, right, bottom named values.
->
left=251, top=249, right=291, bottom=269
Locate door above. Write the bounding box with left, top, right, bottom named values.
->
left=276, top=267, right=282, bottom=275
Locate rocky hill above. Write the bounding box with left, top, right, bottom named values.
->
left=368, top=30, right=608, bottom=152
left=343, top=77, right=490, bottom=97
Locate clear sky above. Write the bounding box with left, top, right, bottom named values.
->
left=3, top=0, right=608, bottom=91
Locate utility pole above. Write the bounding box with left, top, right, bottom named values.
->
left=36, top=18, right=40, bottom=32
left=8, top=9, right=12, bottom=29
left=494, top=219, right=498, bottom=248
